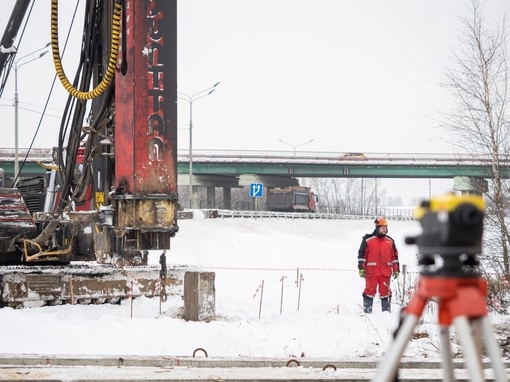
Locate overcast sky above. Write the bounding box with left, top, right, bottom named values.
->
left=0, top=1, right=507, bottom=202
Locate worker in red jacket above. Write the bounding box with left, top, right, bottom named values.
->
left=357, top=218, right=400, bottom=313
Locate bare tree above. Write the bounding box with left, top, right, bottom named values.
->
left=441, top=0, right=510, bottom=273
left=305, top=177, right=386, bottom=215
left=310, top=178, right=332, bottom=212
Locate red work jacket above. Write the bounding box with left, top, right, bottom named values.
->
left=357, top=232, right=399, bottom=277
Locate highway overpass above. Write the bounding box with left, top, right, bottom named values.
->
left=0, top=148, right=505, bottom=178
left=0, top=148, right=501, bottom=207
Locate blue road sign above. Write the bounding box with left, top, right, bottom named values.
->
left=250, top=183, right=264, bottom=198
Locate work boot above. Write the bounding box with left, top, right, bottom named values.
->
left=362, top=293, right=373, bottom=314
left=381, top=297, right=391, bottom=312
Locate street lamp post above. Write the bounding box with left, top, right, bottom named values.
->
left=13, top=43, right=50, bottom=186
left=178, top=82, right=220, bottom=208
left=277, top=138, right=314, bottom=156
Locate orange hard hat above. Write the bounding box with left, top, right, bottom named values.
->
left=374, top=217, right=388, bottom=226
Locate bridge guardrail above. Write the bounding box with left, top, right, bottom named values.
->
left=197, top=209, right=416, bottom=221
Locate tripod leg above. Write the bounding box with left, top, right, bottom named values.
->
left=439, top=325, right=455, bottom=382
left=479, top=316, right=508, bottom=382
left=372, top=314, right=419, bottom=382
left=453, top=316, right=485, bottom=382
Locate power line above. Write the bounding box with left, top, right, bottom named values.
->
left=17, top=106, right=61, bottom=119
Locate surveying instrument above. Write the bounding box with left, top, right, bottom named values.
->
left=372, top=193, right=508, bottom=382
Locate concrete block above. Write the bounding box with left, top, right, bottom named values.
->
left=183, top=272, right=216, bottom=322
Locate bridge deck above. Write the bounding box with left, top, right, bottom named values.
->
left=0, top=148, right=504, bottom=180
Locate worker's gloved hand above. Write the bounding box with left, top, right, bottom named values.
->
left=393, top=271, right=399, bottom=279
left=358, top=269, right=365, bottom=278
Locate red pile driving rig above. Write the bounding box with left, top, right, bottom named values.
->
left=0, top=0, right=182, bottom=308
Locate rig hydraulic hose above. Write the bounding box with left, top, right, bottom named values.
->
left=50, top=0, right=122, bottom=100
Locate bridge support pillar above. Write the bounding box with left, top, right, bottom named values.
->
left=223, top=187, right=231, bottom=209
left=190, top=185, right=200, bottom=209
left=206, top=187, right=215, bottom=208
left=453, top=176, right=488, bottom=194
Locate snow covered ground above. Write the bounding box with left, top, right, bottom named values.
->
left=0, top=212, right=507, bottom=360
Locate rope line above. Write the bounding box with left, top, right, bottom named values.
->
left=195, top=266, right=422, bottom=274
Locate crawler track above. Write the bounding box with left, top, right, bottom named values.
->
left=0, top=263, right=190, bottom=308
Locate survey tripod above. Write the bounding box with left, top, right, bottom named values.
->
left=373, top=194, right=508, bottom=382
